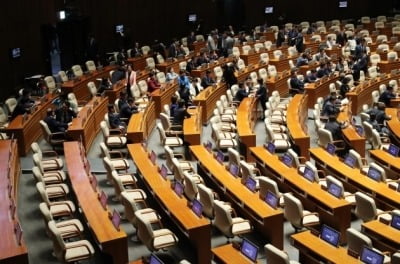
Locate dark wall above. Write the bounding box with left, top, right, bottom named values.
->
left=1, top=0, right=398, bottom=102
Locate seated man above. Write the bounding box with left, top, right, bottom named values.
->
left=321, top=95, right=340, bottom=117
left=324, top=114, right=347, bottom=141
left=235, top=82, right=248, bottom=102
left=289, top=68, right=305, bottom=94
left=296, top=53, right=309, bottom=67
left=304, top=69, right=317, bottom=83
left=201, top=70, right=216, bottom=88
left=378, top=85, right=396, bottom=107
left=11, top=89, right=36, bottom=120
left=107, top=104, right=126, bottom=132
left=55, top=101, right=76, bottom=124
left=44, top=108, right=68, bottom=133
left=173, top=99, right=191, bottom=126
left=111, top=66, right=126, bottom=84
left=119, top=98, right=138, bottom=120
left=170, top=95, right=179, bottom=117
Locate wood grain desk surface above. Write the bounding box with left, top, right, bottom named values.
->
left=212, top=244, right=258, bottom=264
left=362, top=220, right=400, bottom=245
left=291, top=231, right=361, bottom=264
left=190, top=145, right=282, bottom=219
left=369, top=149, right=400, bottom=172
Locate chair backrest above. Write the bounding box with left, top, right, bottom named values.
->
left=259, top=176, right=281, bottom=201
left=135, top=212, right=155, bottom=251
left=179, top=61, right=187, bottom=70
left=100, top=120, right=110, bottom=138
left=268, top=65, right=277, bottom=77
left=146, top=57, right=155, bottom=69
left=99, top=142, right=110, bottom=159
left=260, top=52, right=269, bottom=64
left=326, top=175, right=345, bottom=198
left=156, top=72, right=166, bottom=84
left=242, top=45, right=251, bottom=55
left=273, top=50, right=283, bottom=59
left=348, top=149, right=364, bottom=170
left=369, top=162, right=387, bottom=181
left=87, top=81, right=97, bottom=97
left=227, top=147, right=241, bottom=168
left=213, top=200, right=233, bottom=235
left=283, top=193, right=304, bottom=228
left=195, top=35, right=204, bottom=41
left=317, top=128, right=334, bottom=148
left=48, top=220, right=66, bottom=261
left=258, top=68, right=268, bottom=82
left=392, top=252, right=400, bottom=264
left=157, top=54, right=165, bottom=64
left=111, top=170, right=125, bottom=201
left=36, top=182, right=51, bottom=204
left=172, top=158, right=185, bottom=182
left=72, top=65, right=83, bottom=77
left=5, top=97, right=17, bottom=114
left=376, top=34, right=388, bottom=43
left=86, top=60, right=96, bottom=71
left=44, top=76, right=57, bottom=93
left=138, top=80, right=148, bottom=94
left=198, top=183, right=215, bottom=218
left=141, top=45, right=151, bottom=55
left=287, top=148, right=301, bottom=168
left=346, top=228, right=373, bottom=255
left=39, top=120, right=52, bottom=144
left=39, top=202, right=53, bottom=223
left=240, top=160, right=254, bottom=185
left=371, top=129, right=383, bottom=150
left=183, top=171, right=198, bottom=201
left=156, top=123, right=167, bottom=143
left=265, top=244, right=291, bottom=264
left=164, top=145, right=175, bottom=171
left=355, top=192, right=378, bottom=222
left=237, top=59, right=245, bottom=70
left=58, top=71, right=68, bottom=82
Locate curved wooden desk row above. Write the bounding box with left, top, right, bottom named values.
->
left=68, top=96, right=108, bottom=151
left=0, top=139, right=28, bottom=264
left=385, top=108, right=400, bottom=145
left=64, top=142, right=128, bottom=264
left=237, top=97, right=258, bottom=160
left=61, top=65, right=116, bottom=101
left=190, top=145, right=284, bottom=249
left=304, top=72, right=340, bottom=108
left=286, top=94, right=310, bottom=159
left=191, top=57, right=233, bottom=79
left=250, top=146, right=351, bottom=245
left=309, top=147, right=400, bottom=210
left=369, top=149, right=400, bottom=175
left=6, top=93, right=57, bottom=156
left=362, top=220, right=400, bottom=254
left=128, top=144, right=211, bottom=264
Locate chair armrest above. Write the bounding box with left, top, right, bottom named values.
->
left=65, top=243, right=93, bottom=256
left=302, top=212, right=319, bottom=225
left=51, top=201, right=74, bottom=214
left=172, top=152, right=185, bottom=159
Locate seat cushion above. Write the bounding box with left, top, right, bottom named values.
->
left=64, top=240, right=94, bottom=262
left=219, top=139, right=237, bottom=148
left=106, top=136, right=127, bottom=146
left=231, top=218, right=252, bottom=235
left=165, top=137, right=183, bottom=146
left=46, top=184, right=69, bottom=199
left=152, top=229, right=178, bottom=249
left=43, top=170, right=66, bottom=181
left=274, top=139, right=290, bottom=150
left=302, top=210, right=319, bottom=225
left=50, top=201, right=76, bottom=217
left=110, top=159, right=129, bottom=170
left=122, top=189, right=147, bottom=201
left=56, top=219, right=84, bottom=238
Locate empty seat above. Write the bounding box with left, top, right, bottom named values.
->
left=265, top=243, right=300, bottom=264
left=71, top=65, right=83, bottom=77
left=283, top=193, right=320, bottom=232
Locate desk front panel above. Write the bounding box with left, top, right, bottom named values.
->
left=184, top=106, right=202, bottom=145
left=237, top=97, right=258, bottom=160
left=127, top=102, right=156, bottom=143
left=193, top=84, right=227, bottom=124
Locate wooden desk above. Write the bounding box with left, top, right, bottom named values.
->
left=286, top=94, right=310, bottom=159
left=259, top=31, right=275, bottom=42
left=304, top=73, right=339, bottom=108
left=325, top=47, right=341, bottom=58
left=240, top=52, right=261, bottom=66
left=337, top=105, right=366, bottom=157
left=64, top=142, right=128, bottom=264
left=269, top=56, right=298, bottom=72
left=61, top=65, right=115, bottom=101
left=291, top=231, right=360, bottom=264
left=369, top=149, right=400, bottom=176
left=183, top=106, right=202, bottom=145
left=362, top=220, right=400, bottom=254
left=150, top=81, right=178, bottom=114
left=104, top=80, right=125, bottom=104
left=156, top=58, right=188, bottom=73
left=251, top=146, right=352, bottom=244
left=303, top=41, right=322, bottom=54
left=237, top=97, right=258, bottom=160
left=189, top=41, right=206, bottom=55
left=193, top=83, right=227, bottom=124
left=128, top=144, right=211, bottom=264
left=190, top=58, right=232, bottom=79
left=266, top=71, right=291, bottom=97
left=126, top=55, right=150, bottom=71
left=378, top=60, right=400, bottom=74
left=67, top=96, right=108, bottom=151
left=6, top=93, right=57, bottom=156
left=0, top=140, right=28, bottom=264
left=126, top=101, right=156, bottom=143
left=385, top=108, right=400, bottom=145
left=190, top=145, right=284, bottom=249
left=212, top=244, right=257, bottom=264
left=310, top=147, right=400, bottom=210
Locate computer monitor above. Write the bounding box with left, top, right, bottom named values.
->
left=149, top=253, right=164, bottom=264
left=339, top=1, right=348, bottom=8
left=320, top=225, right=341, bottom=247
left=327, top=182, right=342, bottom=198
left=150, top=150, right=157, bottom=165
left=204, top=141, right=212, bottom=152
left=356, top=126, right=364, bottom=136
left=115, top=24, right=124, bottom=33
left=216, top=150, right=224, bottom=164
left=15, top=221, right=23, bottom=246
left=388, top=144, right=400, bottom=157
left=367, top=167, right=382, bottom=182
left=265, top=191, right=279, bottom=209
left=391, top=213, right=400, bottom=230
left=229, top=163, right=239, bottom=177
left=99, top=190, right=108, bottom=210
left=265, top=6, right=273, bottom=14
left=302, top=166, right=315, bottom=182
left=191, top=199, right=203, bottom=218
left=326, top=143, right=336, bottom=155
left=160, top=164, right=168, bottom=180
left=188, top=14, right=197, bottom=22
left=91, top=173, right=98, bottom=192
left=111, top=209, right=121, bottom=231
left=174, top=181, right=184, bottom=197
left=10, top=48, right=21, bottom=59
left=281, top=153, right=293, bottom=167
left=344, top=155, right=356, bottom=168
left=245, top=177, right=257, bottom=192
left=265, top=142, right=275, bottom=154
left=240, top=238, right=259, bottom=263
left=360, top=246, right=384, bottom=264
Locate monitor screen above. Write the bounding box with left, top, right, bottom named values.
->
left=188, top=14, right=197, bottom=22
left=191, top=199, right=203, bottom=218
left=111, top=209, right=121, bottom=231
left=265, top=191, right=279, bottom=209
left=116, top=24, right=124, bottom=33
left=344, top=155, right=356, bottom=168
left=245, top=177, right=257, bottom=192
left=281, top=153, right=293, bottom=167
left=149, top=253, right=164, bottom=264
left=58, top=10, right=66, bottom=20
left=265, top=142, right=275, bottom=154
left=391, top=213, right=400, bottom=230
left=150, top=150, right=157, bottom=165
left=326, top=143, right=336, bottom=155
left=15, top=221, right=23, bottom=246
left=303, top=166, right=315, bottom=182
left=327, top=182, right=342, bottom=198
left=388, top=144, right=400, bottom=157
left=356, top=126, right=364, bottom=136
left=241, top=238, right=259, bottom=262
left=229, top=163, right=239, bottom=177
left=100, top=190, right=108, bottom=210
left=367, top=167, right=382, bottom=182
left=91, top=173, right=98, bottom=192
left=160, top=164, right=168, bottom=180
left=320, top=225, right=340, bottom=247
left=360, top=247, right=384, bottom=264
left=216, top=150, right=224, bottom=164
left=10, top=48, right=21, bottom=59
left=204, top=141, right=212, bottom=152
left=265, top=6, right=274, bottom=14
left=339, top=1, right=348, bottom=8
left=174, top=181, right=184, bottom=197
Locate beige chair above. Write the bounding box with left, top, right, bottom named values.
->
left=39, top=202, right=83, bottom=239
left=58, top=71, right=68, bottom=83
left=273, top=50, right=283, bottom=59
left=164, top=145, right=193, bottom=172
left=214, top=66, right=224, bottom=82
left=44, top=76, right=58, bottom=94
left=5, top=97, right=17, bottom=117
left=31, top=142, right=63, bottom=170
left=100, top=142, right=129, bottom=170
left=348, top=149, right=369, bottom=172
left=211, top=123, right=237, bottom=150
left=156, top=54, right=165, bottom=64
left=213, top=200, right=252, bottom=239
left=302, top=161, right=327, bottom=187
left=198, top=184, right=217, bottom=219
left=39, top=120, right=66, bottom=150
left=347, top=228, right=391, bottom=264
left=325, top=175, right=355, bottom=204
left=171, top=157, right=202, bottom=184
left=71, top=65, right=83, bottom=77
left=146, top=57, right=156, bottom=70
left=100, top=121, right=127, bottom=148
left=240, top=160, right=263, bottom=188
left=159, top=113, right=183, bottom=136
left=317, top=128, right=345, bottom=151
left=210, top=115, right=236, bottom=133
left=156, top=72, right=166, bottom=84
left=87, top=81, right=98, bottom=97
left=67, top=93, right=84, bottom=113
left=135, top=211, right=179, bottom=252
left=259, top=176, right=285, bottom=207
left=36, top=182, right=75, bottom=218
left=392, top=252, right=400, bottom=264
left=371, top=129, right=391, bottom=150
left=156, top=123, right=183, bottom=147
left=103, top=157, right=135, bottom=187
left=259, top=53, right=269, bottom=65
left=111, top=170, right=143, bottom=202
left=268, top=65, right=277, bottom=77
left=48, top=220, right=94, bottom=263
left=183, top=171, right=199, bottom=201
left=286, top=149, right=306, bottom=173
left=369, top=54, right=381, bottom=66
left=34, top=169, right=69, bottom=200
left=141, top=45, right=151, bottom=55
left=354, top=192, right=391, bottom=222
left=85, top=60, right=96, bottom=72
left=32, top=165, right=66, bottom=185
left=283, top=193, right=319, bottom=232
left=265, top=243, right=300, bottom=264
left=368, top=66, right=378, bottom=79
left=232, top=47, right=240, bottom=58
left=371, top=90, right=380, bottom=106
left=265, top=124, right=291, bottom=151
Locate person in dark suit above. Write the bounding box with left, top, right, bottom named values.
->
left=222, top=63, right=237, bottom=88
left=119, top=98, right=138, bottom=120
left=201, top=70, right=215, bottom=88
left=321, top=96, right=340, bottom=117
left=324, top=115, right=347, bottom=141
left=44, top=108, right=68, bottom=133
left=168, top=40, right=177, bottom=58
left=289, top=68, right=305, bottom=94
left=111, top=66, right=126, bottom=84
left=107, top=104, right=125, bottom=131
left=235, top=82, right=248, bottom=102
left=11, top=89, right=36, bottom=120
left=55, top=101, right=76, bottom=124
left=256, top=79, right=267, bottom=116
left=187, top=31, right=196, bottom=46
left=336, top=29, right=347, bottom=47
left=276, top=28, right=285, bottom=47
left=173, top=99, right=191, bottom=126
left=378, top=85, right=396, bottom=107
left=339, top=77, right=350, bottom=99
left=132, top=42, right=142, bottom=57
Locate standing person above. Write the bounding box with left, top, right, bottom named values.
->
left=173, top=99, right=191, bottom=126
left=256, top=79, right=268, bottom=117
left=222, top=63, right=237, bottom=89
left=125, top=64, right=136, bottom=98
left=177, top=70, right=191, bottom=104
left=378, top=85, right=396, bottom=107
